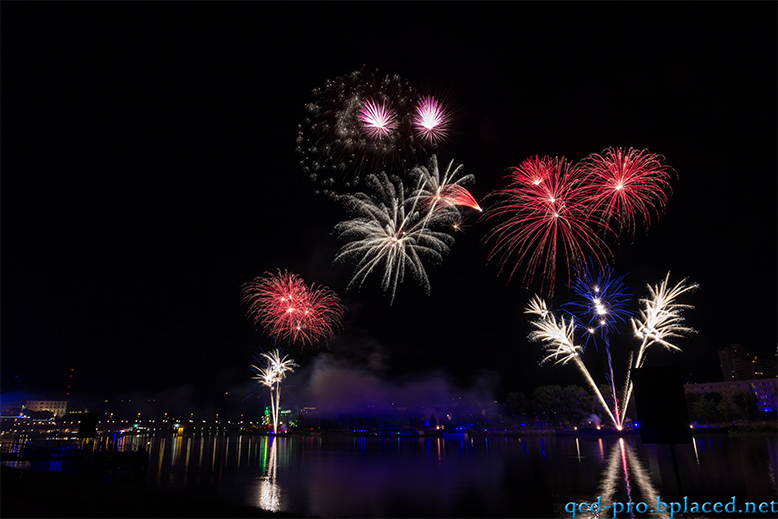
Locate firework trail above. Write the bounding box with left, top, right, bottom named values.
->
left=482, top=156, right=614, bottom=296
left=334, top=171, right=455, bottom=304
left=563, top=262, right=632, bottom=425
left=241, top=270, right=345, bottom=347
left=580, top=147, right=674, bottom=239
left=251, top=349, right=297, bottom=434
left=621, top=273, right=698, bottom=413
left=296, top=67, right=450, bottom=194
left=526, top=296, right=618, bottom=426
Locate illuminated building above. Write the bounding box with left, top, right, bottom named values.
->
left=683, top=379, right=777, bottom=413
left=24, top=400, right=68, bottom=418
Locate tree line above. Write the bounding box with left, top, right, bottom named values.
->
left=504, top=385, right=765, bottom=428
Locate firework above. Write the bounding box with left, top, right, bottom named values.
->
left=413, top=96, right=449, bottom=144
left=631, top=273, right=698, bottom=357
left=621, top=273, right=698, bottom=413
left=359, top=99, right=397, bottom=139
left=526, top=272, right=696, bottom=429
left=410, top=154, right=481, bottom=215
left=241, top=270, right=345, bottom=347
left=251, top=349, right=297, bottom=434
left=580, top=147, right=674, bottom=238
left=334, top=171, right=455, bottom=304
left=526, top=296, right=618, bottom=426
left=296, top=67, right=452, bottom=193
left=563, top=262, right=632, bottom=349
left=482, top=156, right=613, bottom=296
left=562, top=262, right=632, bottom=425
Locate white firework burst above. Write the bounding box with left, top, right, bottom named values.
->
left=526, top=295, right=582, bottom=365
left=251, top=349, right=297, bottom=435
left=334, top=171, right=455, bottom=304
left=631, top=272, right=698, bottom=357
left=526, top=295, right=618, bottom=426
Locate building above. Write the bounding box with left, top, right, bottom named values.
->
left=719, top=344, right=778, bottom=381
left=684, top=379, right=777, bottom=413
left=24, top=400, right=68, bottom=418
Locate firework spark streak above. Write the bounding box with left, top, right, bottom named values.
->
left=621, top=273, right=698, bottom=413
left=241, top=270, right=345, bottom=347
left=563, top=263, right=633, bottom=425
left=334, top=171, right=455, bottom=304
left=527, top=272, right=696, bottom=429
left=580, top=147, right=674, bottom=239
left=482, top=156, right=614, bottom=296
left=251, top=349, right=297, bottom=434
left=526, top=296, right=618, bottom=426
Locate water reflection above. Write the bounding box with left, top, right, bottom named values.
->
left=130, top=432, right=775, bottom=518
left=253, top=436, right=282, bottom=513
left=583, top=438, right=667, bottom=519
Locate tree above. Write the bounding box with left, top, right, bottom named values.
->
left=531, top=385, right=593, bottom=427
left=716, top=396, right=736, bottom=422
left=532, top=385, right=563, bottom=426
left=559, top=385, right=592, bottom=425
left=691, top=395, right=716, bottom=424
left=505, top=392, right=530, bottom=421
left=731, top=391, right=759, bottom=421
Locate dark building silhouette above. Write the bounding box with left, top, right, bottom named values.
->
left=719, top=344, right=777, bottom=381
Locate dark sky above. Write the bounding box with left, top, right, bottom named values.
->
left=3, top=3, right=776, bottom=413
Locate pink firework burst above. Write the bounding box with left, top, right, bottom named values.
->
left=241, top=270, right=345, bottom=347
left=482, top=156, right=613, bottom=295
left=580, top=147, right=674, bottom=238
left=359, top=99, right=397, bottom=139
left=413, top=96, right=449, bottom=143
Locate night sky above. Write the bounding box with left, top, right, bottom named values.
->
left=3, top=3, right=776, bottom=415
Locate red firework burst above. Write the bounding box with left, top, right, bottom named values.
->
left=580, top=147, right=674, bottom=238
left=482, top=156, right=614, bottom=295
left=241, top=270, right=344, bottom=347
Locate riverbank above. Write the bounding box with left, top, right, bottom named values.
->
left=0, top=466, right=302, bottom=518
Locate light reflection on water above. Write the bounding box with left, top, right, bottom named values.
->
left=138, top=432, right=776, bottom=518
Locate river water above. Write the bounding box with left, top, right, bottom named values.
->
left=6, top=431, right=776, bottom=517
left=131, top=431, right=776, bottom=518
